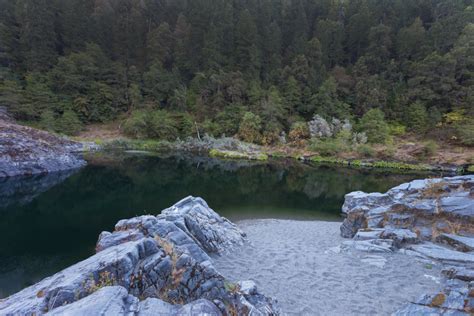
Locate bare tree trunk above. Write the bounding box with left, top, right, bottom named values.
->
left=195, top=121, right=201, bottom=141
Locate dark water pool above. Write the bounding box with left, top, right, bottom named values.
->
left=0, top=153, right=441, bottom=297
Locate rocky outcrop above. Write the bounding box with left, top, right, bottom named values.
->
left=339, top=175, right=474, bottom=315
left=0, top=196, right=279, bottom=315
left=394, top=279, right=474, bottom=315
left=340, top=175, right=474, bottom=240
left=0, top=113, right=92, bottom=177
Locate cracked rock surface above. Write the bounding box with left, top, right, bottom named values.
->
left=0, top=196, right=279, bottom=315
left=0, top=114, right=87, bottom=177
left=340, top=175, right=474, bottom=315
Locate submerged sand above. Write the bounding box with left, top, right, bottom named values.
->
left=212, top=219, right=442, bottom=315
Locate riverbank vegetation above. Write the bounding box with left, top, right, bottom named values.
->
left=1, top=0, right=473, bottom=167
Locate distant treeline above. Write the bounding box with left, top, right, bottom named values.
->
left=0, top=0, right=473, bottom=144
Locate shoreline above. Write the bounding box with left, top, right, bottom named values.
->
left=80, top=137, right=471, bottom=174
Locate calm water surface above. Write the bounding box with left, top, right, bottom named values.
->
left=0, top=153, right=441, bottom=297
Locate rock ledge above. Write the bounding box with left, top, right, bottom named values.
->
left=339, top=175, right=474, bottom=315
left=0, top=196, right=279, bottom=315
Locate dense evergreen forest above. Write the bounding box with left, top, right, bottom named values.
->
left=0, top=0, right=473, bottom=147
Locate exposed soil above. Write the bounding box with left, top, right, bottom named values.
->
left=76, top=122, right=123, bottom=140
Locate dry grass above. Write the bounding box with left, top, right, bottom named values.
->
left=420, top=180, right=448, bottom=199
left=154, top=235, right=187, bottom=301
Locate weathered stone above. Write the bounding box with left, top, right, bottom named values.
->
left=159, top=196, right=246, bottom=254
left=351, top=227, right=418, bottom=248
left=0, top=197, right=279, bottom=315
left=408, top=243, right=474, bottom=266
left=442, top=266, right=474, bottom=282
left=46, top=286, right=223, bottom=316
left=394, top=303, right=469, bottom=315
left=137, top=297, right=179, bottom=315
left=238, top=280, right=258, bottom=295
left=340, top=210, right=368, bottom=238
left=340, top=175, right=474, bottom=240
left=379, top=228, right=419, bottom=247
left=0, top=115, right=87, bottom=177
left=437, top=234, right=474, bottom=252
left=0, top=238, right=159, bottom=315
left=395, top=280, right=474, bottom=315
left=353, top=229, right=384, bottom=240
left=341, top=239, right=394, bottom=253
left=46, top=286, right=139, bottom=316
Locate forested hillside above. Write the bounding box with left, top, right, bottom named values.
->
left=0, top=0, right=473, bottom=148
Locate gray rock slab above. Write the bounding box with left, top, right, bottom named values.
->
left=341, top=239, right=394, bottom=253
left=437, top=233, right=474, bottom=252
left=0, top=239, right=159, bottom=315
left=46, top=286, right=139, bottom=316
left=409, top=243, right=474, bottom=266
left=442, top=266, right=474, bottom=281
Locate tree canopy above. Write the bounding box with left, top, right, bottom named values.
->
left=0, top=0, right=473, bottom=142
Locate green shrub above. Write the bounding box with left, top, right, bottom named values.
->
left=202, top=119, right=219, bottom=137
left=238, top=112, right=262, bottom=144
left=57, top=110, right=83, bottom=135
left=405, top=102, right=429, bottom=133
left=388, top=123, right=406, bottom=136
left=421, top=140, right=438, bottom=157
left=148, top=110, right=179, bottom=141
left=123, top=110, right=149, bottom=138
left=39, top=110, right=58, bottom=132
left=123, top=109, right=179, bottom=141
left=172, top=112, right=194, bottom=138
left=356, top=144, right=375, bottom=158
left=358, top=109, right=390, bottom=144
left=214, top=105, right=245, bottom=137
left=455, top=119, right=474, bottom=146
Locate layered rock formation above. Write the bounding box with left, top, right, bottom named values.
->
left=340, top=175, right=474, bottom=315
left=0, top=196, right=279, bottom=315
left=0, top=110, right=89, bottom=177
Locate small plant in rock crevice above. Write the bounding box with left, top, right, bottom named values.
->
left=154, top=236, right=187, bottom=300
left=83, top=270, right=117, bottom=295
